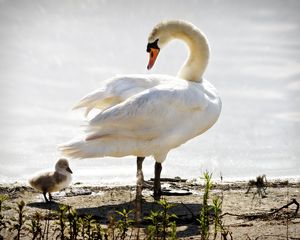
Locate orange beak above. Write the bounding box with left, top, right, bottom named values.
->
left=147, top=48, right=160, bottom=70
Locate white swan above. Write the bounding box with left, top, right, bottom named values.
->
left=59, top=20, right=221, bottom=202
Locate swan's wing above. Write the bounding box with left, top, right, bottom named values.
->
left=73, top=75, right=161, bottom=116
left=86, top=82, right=209, bottom=140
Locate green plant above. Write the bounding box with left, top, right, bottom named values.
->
left=198, top=171, right=213, bottom=240
left=145, top=199, right=177, bottom=240
left=9, top=200, right=26, bottom=240
left=54, top=204, right=69, bottom=240
left=27, top=211, right=43, bottom=240
left=82, top=215, right=96, bottom=240
left=212, top=197, right=222, bottom=240
left=66, top=207, right=80, bottom=240
left=212, top=197, right=232, bottom=240
left=159, top=199, right=177, bottom=240
left=146, top=210, right=160, bottom=240
left=115, top=209, right=134, bottom=240
left=106, top=211, right=116, bottom=240
left=43, top=209, right=51, bottom=240
left=169, top=221, right=177, bottom=240
left=91, top=221, right=104, bottom=240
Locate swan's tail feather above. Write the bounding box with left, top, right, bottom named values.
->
left=59, top=138, right=107, bottom=159
left=59, top=135, right=132, bottom=159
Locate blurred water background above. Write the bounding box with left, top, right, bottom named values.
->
left=0, top=0, right=299, bottom=185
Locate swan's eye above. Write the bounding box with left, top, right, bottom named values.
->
left=147, top=39, right=159, bottom=52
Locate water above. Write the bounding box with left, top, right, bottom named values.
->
left=0, top=0, right=299, bottom=185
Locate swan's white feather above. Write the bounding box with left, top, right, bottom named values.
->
left=60, top=74, right=221, bottom=163
left=73, top=75, right=162, bottom=116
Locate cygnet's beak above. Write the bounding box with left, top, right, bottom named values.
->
left=66, top=167, right=73, bottom=174
left=147, top=48, right=160, bottom=70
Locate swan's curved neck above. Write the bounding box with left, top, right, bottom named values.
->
left=166, top=23, right=210, bottom=82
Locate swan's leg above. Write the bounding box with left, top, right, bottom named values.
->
left=134, top=157, right=152, bottom=188
left=154, top=162, right=162, bottom=200
left=135, top=156, right=145, bottom=223
left=137, top=157, right=145, bottom=183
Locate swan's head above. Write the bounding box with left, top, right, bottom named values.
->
left=147, top=21, right=174, bottom=70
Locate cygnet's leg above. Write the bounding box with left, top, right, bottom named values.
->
left=43, top=192, right=49, bottom=203
left=135, top=156, right=145, bottom=223
left=154, top=162, right=162, bottom=200
left=48, top=193, right=53, bottom=202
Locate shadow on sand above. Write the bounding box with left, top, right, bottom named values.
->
left=27, top=201, right=62, bottom=211
left=28, top=199, right=205, bottom=238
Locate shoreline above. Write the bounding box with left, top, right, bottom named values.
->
left=1, top=175, right=300, bottom=188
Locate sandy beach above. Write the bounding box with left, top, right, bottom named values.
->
left=1, top=178, right=299, bottom=239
